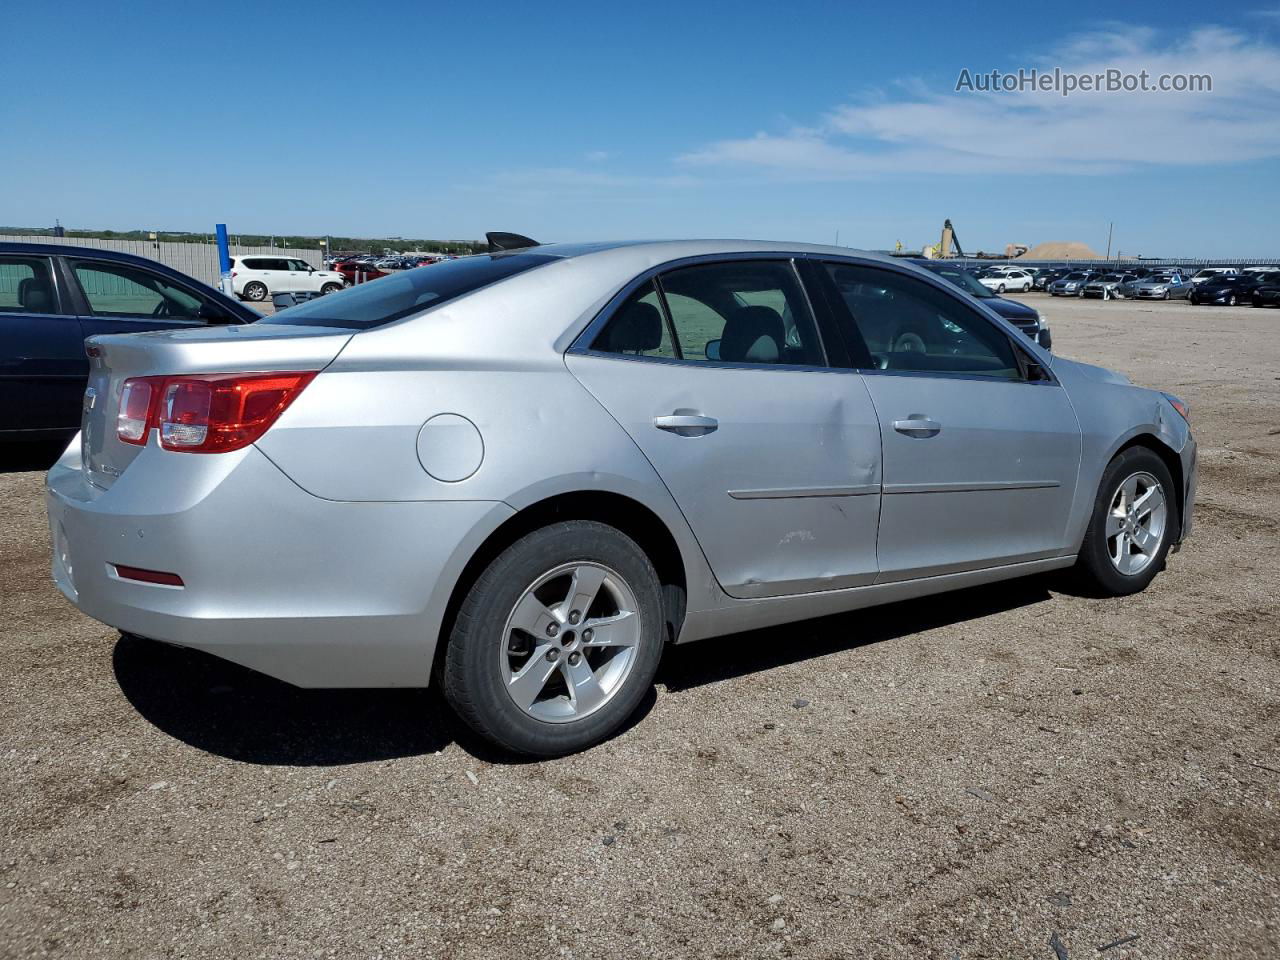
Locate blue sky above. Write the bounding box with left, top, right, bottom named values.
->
left=4, top=0, right=1280, bottom=255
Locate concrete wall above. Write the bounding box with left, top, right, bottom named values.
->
left=0, top=235, right=322, bottom=287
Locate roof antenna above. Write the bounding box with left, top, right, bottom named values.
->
left=486, top=231, right=540, bottom=252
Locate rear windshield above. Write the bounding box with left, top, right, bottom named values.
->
left=259, top=252, right=558, bottom=329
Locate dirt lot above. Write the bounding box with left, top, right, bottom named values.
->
left=1, top=295, right=1277, bottom=959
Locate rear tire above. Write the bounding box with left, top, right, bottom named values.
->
left=442, top=521, right=664, bottom=757
left=243, top=281, right=268, bottom=302
left=1075, top=447, right=1177, bottom=597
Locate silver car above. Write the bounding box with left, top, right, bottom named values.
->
left=47, top=240, right=1197, bottom=756
left=1082, top=273, right=1138, bottom=300
left=1126, top=272, right=1192, bottom=300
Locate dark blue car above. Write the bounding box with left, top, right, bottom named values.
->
left=910, top=259, right=1052, bottom=350
left=0, top=242, right=258, bottom=439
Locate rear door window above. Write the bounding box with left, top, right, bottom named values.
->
left=590, top=280, right=677, bottom=358
left=0, top=256, right=58, bottom=314
left=649, top=260, right=824, bottom=366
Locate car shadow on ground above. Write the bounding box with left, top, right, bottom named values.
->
left=0, top=437, right=69, bottom=474
left=113, top=577, right=1052, bottom=766
left=111, top=632, right=657, bottom=766
left=657, top=576, right=1054, bottom=692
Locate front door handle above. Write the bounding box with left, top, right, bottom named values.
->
left=654, top=413, right=718, bottom=436
left=892, top=417, right=942, bottom=436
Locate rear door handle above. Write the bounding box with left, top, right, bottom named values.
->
left=653, top=413, right=718, bottom=436
left=892, top=417, right=942, bottom=436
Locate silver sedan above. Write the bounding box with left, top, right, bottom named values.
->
left=47, top=240, right=1197, bottom=756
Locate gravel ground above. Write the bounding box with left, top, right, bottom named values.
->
left=1, top=295, right=1277, bottom=959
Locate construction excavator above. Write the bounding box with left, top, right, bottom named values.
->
left=923, top=219, right=965, bottom=259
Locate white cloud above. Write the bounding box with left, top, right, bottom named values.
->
left=585, top=150, right=611, bottom=162
left=680, top=24, right=1280, bottom=178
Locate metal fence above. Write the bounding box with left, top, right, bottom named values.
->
left=0, top=234, right=322, bottom=287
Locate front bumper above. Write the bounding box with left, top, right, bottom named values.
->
left=47, top=438, right=512, bottom=687
left=1178, top=434, right=1198, bottom=547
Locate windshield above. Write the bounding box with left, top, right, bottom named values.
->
left=925, top=266, right=994, bottom=298
left=260, top=253, right=558, bottom=329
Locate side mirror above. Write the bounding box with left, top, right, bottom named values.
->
left=197, top=302, right=234, bottom=324
left=705, top=339, right=721, bottom=361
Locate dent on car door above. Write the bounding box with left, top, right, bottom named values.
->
left=566, top=260, right=883, bottom=599
left=822, top=262, right=1081, bottom=581
left=0, top=254, right=88, bottom=433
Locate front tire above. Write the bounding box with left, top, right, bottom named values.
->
left=1075, top=447, right=1177, bottom=596
left=243, top=281, right=268, bottom=302
left=321, top=282, right=342, bottom=295
left=997, top=283, right=1006, bottom=293
left=442, top=521, right=664, bottom=757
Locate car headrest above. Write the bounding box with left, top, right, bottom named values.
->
left=17, top=276, right=52, bottom=313
left=720, top=305, right=783, bottom=363
left=606, top=300, right=662, bottom=353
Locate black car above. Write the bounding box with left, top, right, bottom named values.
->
left=1189, top=274, right=1267, bottom=306
left=911, top=260, right=1051, bottom=349
left=0, top=242, right=258, bottom=440
left=1252, top=281, right=1280, bottom=307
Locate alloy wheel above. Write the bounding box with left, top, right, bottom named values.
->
left=499, top=562, right=641, bottom=723
left=1106, top=471, right=1167, bottom=575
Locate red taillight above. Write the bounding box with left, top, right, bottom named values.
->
left=116, top=372, right=316, bottom=453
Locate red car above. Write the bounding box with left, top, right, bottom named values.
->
left=333, top=262, right=388, bottom=284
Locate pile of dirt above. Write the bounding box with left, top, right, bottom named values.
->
left=1020, top=241, right=1104, bottom=260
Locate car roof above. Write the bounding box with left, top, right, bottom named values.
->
left=0, top=240, right=189, bottom=269
left=517, top=239, right=900, bottom=263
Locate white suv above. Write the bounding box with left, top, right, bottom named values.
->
left=230, top=256, right=346, bottom=301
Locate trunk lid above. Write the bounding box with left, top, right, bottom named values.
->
left=82, top=324, right=354, bottom=489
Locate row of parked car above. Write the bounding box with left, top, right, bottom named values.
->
left=327, top=253, right=454, bottom=272
left=962, top=263, right=1280, bottom=305
left=224, top=253, right=460, bottom=302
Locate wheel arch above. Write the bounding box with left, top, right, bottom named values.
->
left=432, top=488, right=697, bottom=681
left=1111, top=433, right=1185, bottom=540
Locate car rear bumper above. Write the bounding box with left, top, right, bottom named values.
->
left=1175, top=433, right=1197, bottom=548
left=47, top=437, right=512, bottom=687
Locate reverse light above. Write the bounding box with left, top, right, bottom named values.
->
left=116, top=372, right=316, bottom=452
left=117, top=377, right=159, bottom=444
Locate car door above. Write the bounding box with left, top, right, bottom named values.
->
left=566, top=258, right=883, bottom=599
left=64, top=258, right=223, bottom=344
left=0, top=253, right=86, bottom=434
left=818, top=260, right=1081, bottom=582
left=284, top=258, right=313, bottom=292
